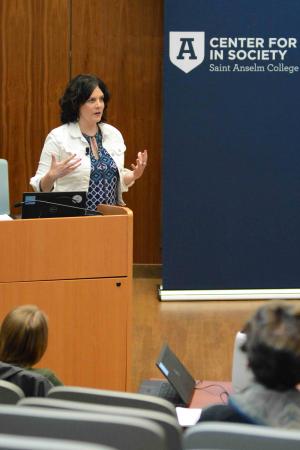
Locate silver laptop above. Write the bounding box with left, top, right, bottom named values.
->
left=139, top=343, right=196, bottom=406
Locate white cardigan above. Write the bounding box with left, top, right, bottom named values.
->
left=30, top=122, right=134, bottom=205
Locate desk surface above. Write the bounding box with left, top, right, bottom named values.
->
left=189, top=380, right=232, bottom=408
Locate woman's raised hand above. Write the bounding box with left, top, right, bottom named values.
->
left=49, top=153, right=81, bottom=180
left=131, top=149, right=148, bottom=180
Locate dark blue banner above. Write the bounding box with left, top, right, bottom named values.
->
left=162, top=0, right=300, bottom=294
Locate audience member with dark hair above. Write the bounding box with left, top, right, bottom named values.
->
left=0, top=305, right=62, bottom=386
left=199, top=302, right=300, bottom=429
left=30, top=73, right=147, bottom=210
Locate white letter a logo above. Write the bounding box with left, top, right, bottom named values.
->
left=169, top=32, right=205, bottom=73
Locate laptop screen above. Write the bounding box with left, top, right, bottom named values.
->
left=21, top=191, right=88, bottom=219
left=156, top=343, right=196, bottom=405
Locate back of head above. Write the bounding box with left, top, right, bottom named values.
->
left=0, top=305, right=48, bottom=368
left=242, top=301, right=300, bottom=390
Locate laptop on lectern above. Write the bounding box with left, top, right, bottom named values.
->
left=139, top=343, right=196, bottom=406
left=21, top=191, right=88, bottom=219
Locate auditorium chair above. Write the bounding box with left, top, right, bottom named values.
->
left=183, top=421, right=300, bottom=450
left=47, top=385, right=176, bottom=416
left=0, top=380, right=24, bottom=404
left=231, top=332, right=253, bottom=393
left=0, top=405, right=166, bottom=450
left=19, top=396, right=182, bottom=450
left=0, top=433, right=116, bottom=450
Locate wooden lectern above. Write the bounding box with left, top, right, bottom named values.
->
left=0, top=205, right=133, bottom=390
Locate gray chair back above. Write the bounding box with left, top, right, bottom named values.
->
left=231, top=332, right=253, bottom=393
left=0, top=159, right=10, bottom=215
left=0, top=405, right=166, bottom=450
left=0, top=433, right=116, bottom=450
left=48, top=385, right=176, bottom=416
left=183, top=422, right=300, bottom=450
left=19, top=396, right=182, bottom=450
left=0, top=380, right=24, bottom=404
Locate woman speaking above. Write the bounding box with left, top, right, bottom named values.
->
left=30, top=74, right=147, bottom=209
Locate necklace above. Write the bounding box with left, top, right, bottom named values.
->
left=89, top=134, right=99, bottom=160
left=82, top=125, right=101, bottom=160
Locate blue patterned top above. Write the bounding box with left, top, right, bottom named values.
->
left=83, top=130, right=119, bottom=209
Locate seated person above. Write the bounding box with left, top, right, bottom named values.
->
left=199, top=301, right=300, bottom=429
left=0, top=305, right=62, bottom=386
left=0, top=360, right=52, bottom=397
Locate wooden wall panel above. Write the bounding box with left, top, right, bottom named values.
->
left=71, top=0, right=163, bottom=263
left=0, top=278, right=129, bottom=389
left=0, top=0, right=70, bottom=215
left=1, top=0, right=163, bottom=263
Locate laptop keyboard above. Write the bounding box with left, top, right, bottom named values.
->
left=158, top=381, right=182, bottom=404
left=139, top=380, right=183, bottom=405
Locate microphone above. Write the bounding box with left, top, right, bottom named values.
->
left=14, top=200, right=102, bottom=216
left=85, top=147, right=90, bottom=156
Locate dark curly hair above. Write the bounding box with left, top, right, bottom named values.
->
left=242, top=302, right=300, bottom=391
left=59, top=74, right=110, bottom=124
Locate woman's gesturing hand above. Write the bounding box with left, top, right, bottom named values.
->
left=49, top=153, right=82, bottom=180
left=131, top=149, right=148, bottom=180
left=40, top=153, right=82, bottom=192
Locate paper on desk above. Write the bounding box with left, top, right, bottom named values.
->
left=176, top=407, right=202, bottom=426
left=0, top=214, right=13, bottom=221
